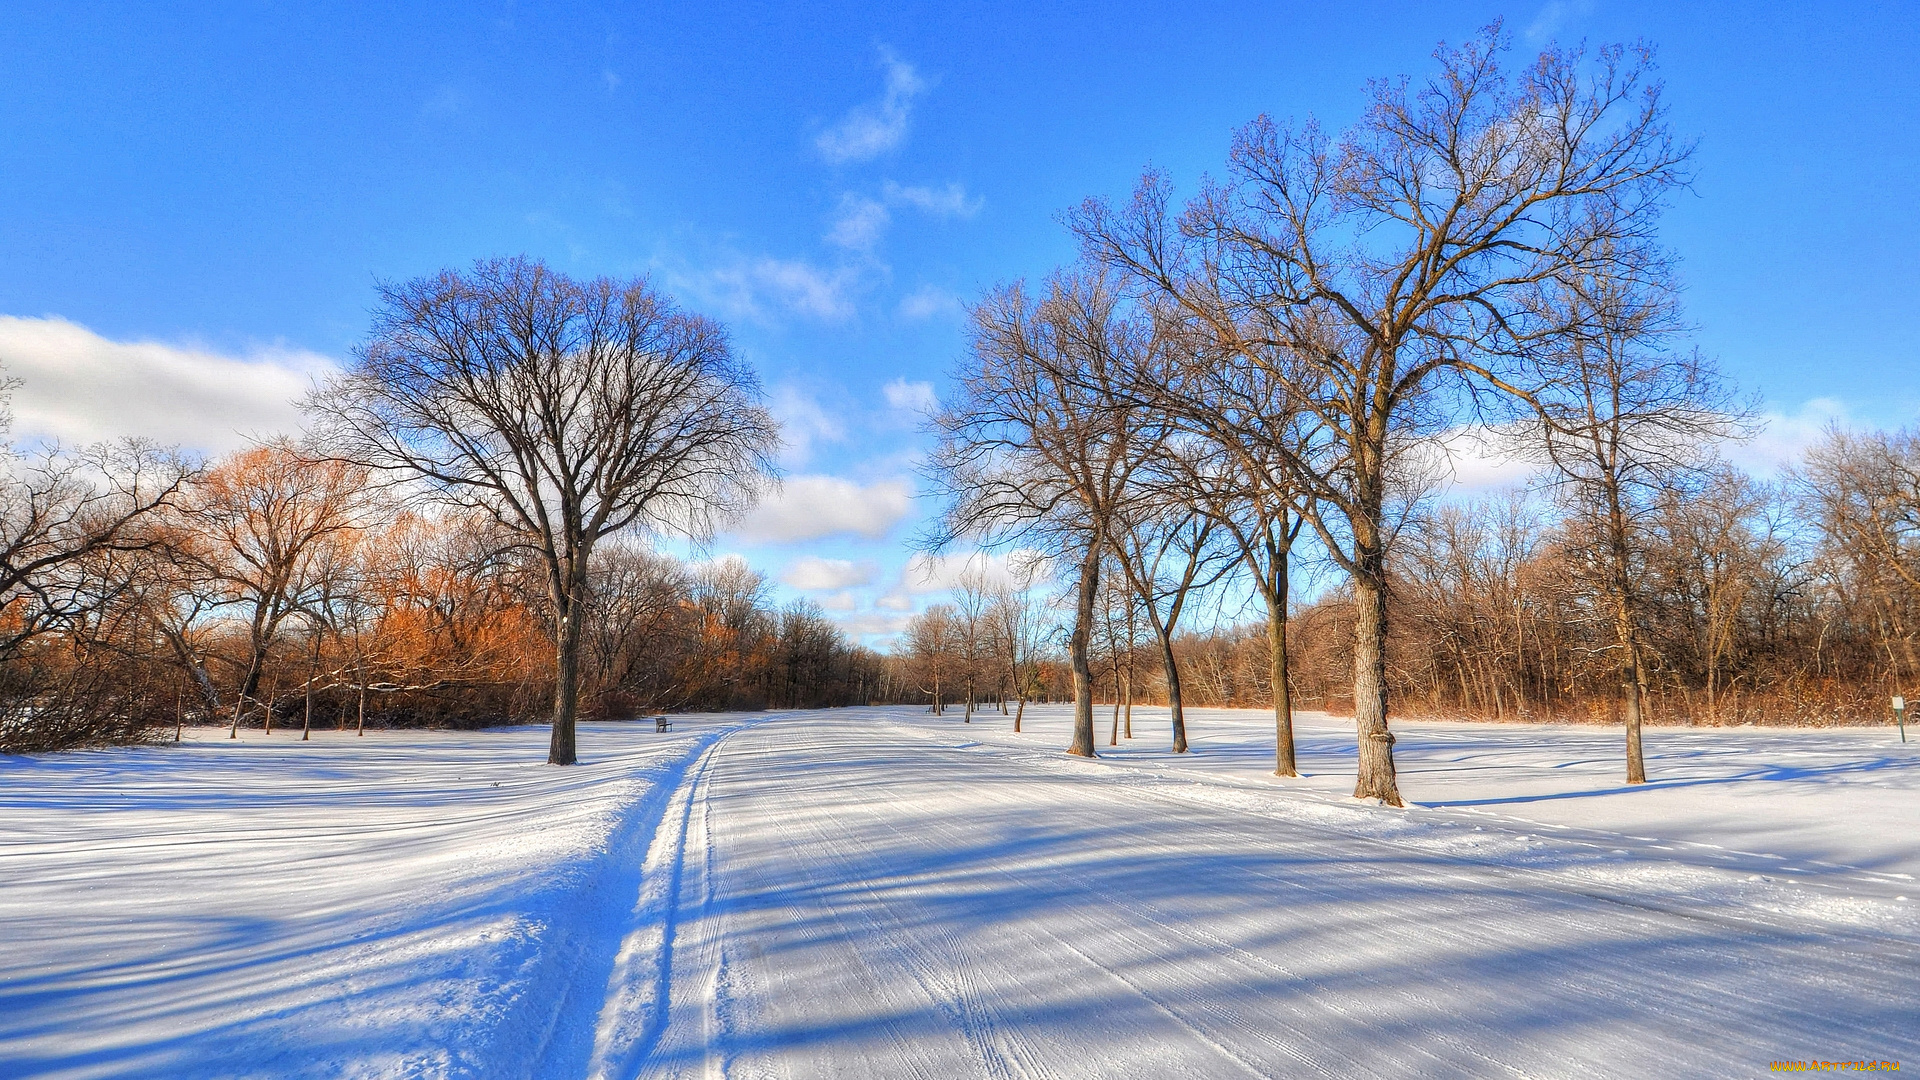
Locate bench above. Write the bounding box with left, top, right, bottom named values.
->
left=652, top=715, right=672, bottom=732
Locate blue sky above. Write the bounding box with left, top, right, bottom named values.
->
left=2, top=1, right=1917, bottom=644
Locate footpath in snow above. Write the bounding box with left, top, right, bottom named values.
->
left=3, top=706, right=1917, bottom=1078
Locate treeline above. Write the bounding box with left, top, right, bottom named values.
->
left=1164, top=432, right=1917, bottom=725
left=903, top=424, right=1920, bottom=734
left=0, top=445, right=887, bottom=755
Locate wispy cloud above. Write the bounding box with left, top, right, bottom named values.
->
left=882, top=378, right=938, bottom=415
left=768, top=384, right=845, bottom=467
left=834, top=611, right=913, bottom=638
left=780, top=556, right=879, bottom=591
left=880, top=181, right=981, bottom=218
left=732, top=474, right=914, bottom=544
left=899, top=549, right=1049, bottom=595
left=1730, top=398, right=1854, bottom=477
left=690, top=256, right=859, bottom=322
left=0, top=316, right=334, bottom=454
left=898, top=285, right=963, bottom=321
left=816, top=49, right=927, bottom=164
left=1525, top=0, right=1596, bottom=44
left=825, top=182, right=981, bottom=252
left=825, top=194, right=891, bottom=251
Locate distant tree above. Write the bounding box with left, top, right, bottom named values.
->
left=985, top=560, right=1049, bottom=732
left=309, top=258, right=779, bottom=764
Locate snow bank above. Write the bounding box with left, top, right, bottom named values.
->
left=0, top=718, right=746, bottom=1079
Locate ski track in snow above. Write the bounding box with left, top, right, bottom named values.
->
left=3, top=707, right=1917, bottom=1078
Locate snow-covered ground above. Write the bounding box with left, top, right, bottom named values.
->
left=3, top=707, right=1916, bottom=1078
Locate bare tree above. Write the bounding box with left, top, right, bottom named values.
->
left=0, top=439, right=196, bottom=664
left=1795, top=427, right=1920, bottom=693
left=187, top=441, right=371, bottom=737
left=309, top=257, right=779, bottom=764
left=1525, top=262, right=1749, bottom=780
left=1077, top=28, right=1690, bottom=803
left=929, top=272, right=1164, bottom=758
left=985, top=564, right=1048, bottom=732
left=906, top=603, right=960, bottom=714
left=1108, top=491, right=1234, bottom=752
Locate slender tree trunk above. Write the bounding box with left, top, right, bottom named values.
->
left=175, top=685, right=184, bottom=743
left=302, top=667, right=313, bottom=741
left=263, top=677, right=276, bottom=735
left=1351, top=568, right=1403, bottom=805
left=1269, top=570, right=1296, bottom=776
left=1109, top=669, right=1120, bottom=746
left=356, top=667, right=367, bottom=736
left=1622, top=631, right=1648, bottom=784
left=1013, top=695, right=1026, bottom=733
left=1067, top=538, right=1100, bottom=757
left=1123, top=669, right=1132, bottom=740
left=549, top=599, right=583, bottom=766
left=1159, top=630, right=1187, bottom=752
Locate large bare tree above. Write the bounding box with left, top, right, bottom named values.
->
left=929, top=273, right=1163, bottom=758
left=309, top=257, right=778, bottom=765
left=1076, top=28, right=1690, bottom=804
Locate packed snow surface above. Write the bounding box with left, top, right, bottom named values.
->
left=3, top=707, right=1916, bottom=1078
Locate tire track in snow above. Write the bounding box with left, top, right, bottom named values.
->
left=912, top=720, right=1919, bottom=1071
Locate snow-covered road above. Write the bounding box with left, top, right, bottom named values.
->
left=4, top=708, right=1916, bottom=1078
left=632, top=712, right=1918, bottom=1078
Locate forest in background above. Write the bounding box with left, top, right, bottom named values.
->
left=900, top=426, right=1920, bottom=732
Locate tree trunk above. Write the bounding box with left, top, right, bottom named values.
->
left=1351, top=570, right=1403, bottom=805
left=1109, top=670, right=1120, bottom=746
left=1067, top=539, right=1100, bottom=757
left=1159, top=630, right=1187, bottom=753
left=549, top=600, right=583, bottom=765
left=1624, top=643, right=1648, bottom=784
left=1013, top=696, right=1025, bottom=733
left=1123, top=670, right=1132, bottom=740
left=1269, top=573, right=1296, bottom=777
left=356, top=672, right=367, bottom=736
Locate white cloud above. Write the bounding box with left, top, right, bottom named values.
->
left=815, top=50, right=927, bottom=164
left=780, top=555, right=879, bottom=591
left=880, top=181, right=981, bottom=218
left=697, top=257, right=858, bottom=322
left=769, top=384, right=844, bottom=467
left=816, top=590, right=861, bottom=612
left=0, top=316, right=334, bottom=454
left=732, top=474, right=914, bottom=544
left=874, top=592, right=914, bottom=612
left=1427, top=426, right=1542, bottom=495
left=900, top=549, right=1048, bottom=595
left=898, top=286, right=963, bottom=321
left=1730, top=398, right=1852, bottom=477
left=825, top=194, right=891, bottom=251
left=828, top=183, right=978, bottom=252
left=834, top=612, right=913, bottom=638
left=882, top=378, right=938, bottom=414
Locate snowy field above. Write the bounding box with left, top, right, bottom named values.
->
left=2, top=707, right=1915, bottom=1078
